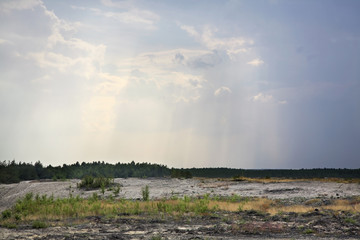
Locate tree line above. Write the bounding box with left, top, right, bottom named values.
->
left=0, top=160, right=359, bottom=184
left=186, top=167, right=360, bottom=179
left=0, top=160, right=170, bottom=184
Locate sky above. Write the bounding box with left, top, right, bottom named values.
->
left=1, top=0, right=360, bottom=169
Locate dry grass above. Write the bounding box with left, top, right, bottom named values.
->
left=209, top=197, right=360, bottom=216
left=304, top=198, right=322, bottom=205
left=268, top=199, right=360, bottom=215
left=268, top=205, right=313, bottom=215
left=208, top=198, right=274, bottom=212
left=323, top=199, right=360, bottom=212
left=1, top=193, right=359, bottom=228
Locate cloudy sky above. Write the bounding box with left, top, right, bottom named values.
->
left=1, top=0, right=359, bottom=169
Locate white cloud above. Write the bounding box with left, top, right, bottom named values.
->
left=180, top=24, right=252, bottom=58
left=28, top=51, right=72, bottom=71
left=1, top=0, right=123, bottom=137
left=118, top=48, right=207, bottom=89
left=73, top=5, right=160, bottom=29
left=214, top=87, right=232, bottom=97
left=247, top=58, right=264, bottom=66
left=251, top=93, right=288, bottom=105
left=251, top=92, right=273, bottom=103
left=0, top=0, right=41, bottom=12
left=180, top=25, right=199, bottom=38
left=19, top=4, right=108, bottom=80
left=27, top=42, right=106, bottom=79
left=107, top=48, right=208, bottom=103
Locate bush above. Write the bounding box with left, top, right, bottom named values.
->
left=77, top=176, right=113, bottom=190
left=2, top=209, right=11, bottom=219
left=142, top=185, right=150, bottom=201
left=32, top=220, right=47, bottom=229
left=15, top=214, right=21, bottom=221
left=24, top=192, right=34, bottom=202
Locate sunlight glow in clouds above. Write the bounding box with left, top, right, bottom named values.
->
left=0, top=0, right=359, bottom=169
left=247, top=58, right=264, bottom=66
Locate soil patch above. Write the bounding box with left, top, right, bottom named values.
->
left=0, top=178, right=359, bottom=239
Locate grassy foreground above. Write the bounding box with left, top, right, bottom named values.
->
left=1, top=191, right=359, bottom=229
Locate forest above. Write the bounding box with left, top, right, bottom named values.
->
left=0, top=160, right=359, bottom=184
left=186, top=167, right=360, bottom=179
left=0, top=160, right=169, bottom=184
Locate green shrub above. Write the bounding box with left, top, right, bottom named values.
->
left=133, top=202, right=141, bottom=214
left=194, top=194, right=210, bottom=214
left=2, top=209, right=11, bottom=219
left=32, top=220, right=47, bottom=229
left=78, top=176, right=113, bottom=190
left=24, top=192, right=34, bottom=202
left=345, top=217, right=356, bottom=224
left=3, top=223, right=17, bottom=229
left=100, top=183, right=106, bottom=195
left=304, top=229, right=315, bottom=234
left=14, top=214, right=21, bottom=221
left=141, top=185, right=150, bottom=201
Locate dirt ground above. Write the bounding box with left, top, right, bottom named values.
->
left=0, top=178, right=359, bottom=239
left=1, top=178, right=359, bottom=212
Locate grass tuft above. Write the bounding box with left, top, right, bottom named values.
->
left=32, top=220, right=47, bottom=229
left=304, top=229, right=315, bottom=234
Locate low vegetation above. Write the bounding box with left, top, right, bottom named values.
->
left=141, top=185, right=150, bottom=201
left=32, top=220, right=47, bottom=229
left=1, top=189, right=359, bottom=229
left=77, top=176, right=114, bottom=190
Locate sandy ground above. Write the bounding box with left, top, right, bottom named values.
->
left=1, top=178, right=359, bottom=212
left=0, top=226, right=358, bottom=240
left=0, top=178, right=359, bottom=240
